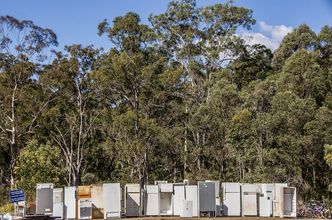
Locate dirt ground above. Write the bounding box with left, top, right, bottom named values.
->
left=120, top=218, right=304, bottom=220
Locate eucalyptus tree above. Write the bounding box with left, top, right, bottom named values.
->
left=318, top=25, right=332, bottom=68
left=97, top=12, right=186, bottom=184
left=272, top=24, right=317, bottom=70
left=305, top=106, right=332, bottom=199
left=149, top=0, right=255, bottom=80
left=41, top=45, right=101, bottom=185
left=149, top=0, right=256, bottom=177
left=0, top=16, right=57, bottom=188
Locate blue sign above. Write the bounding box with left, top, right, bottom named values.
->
left=9, top=189, right=25, bottom=203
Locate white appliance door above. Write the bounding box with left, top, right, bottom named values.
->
left=173, top=185, right=185, bottom=216
left=53, top=188, right=63, bottom=218
left=259, top=184, right=273, bottom=217
left=185, top=185, right=198, bottom=217
left=259, top=196, right=272, bottom=217
left=145, top=185, right=159, bottom=216
left=223, top=192, right=241, bottom=216
left=64, top=187, right=76, bottom=220
left=126, top=191, right=140, bottom=216
left=103, top=183, right=121, bottom=218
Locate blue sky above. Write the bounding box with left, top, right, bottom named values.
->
left=1, top=0, right=332, bottom=51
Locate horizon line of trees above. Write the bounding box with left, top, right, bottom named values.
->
left=1, top=0, right=332, bottom=204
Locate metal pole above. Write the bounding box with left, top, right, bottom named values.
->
left=14, top=202, right=17, bottom=216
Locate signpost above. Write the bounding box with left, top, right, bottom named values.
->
left=9, top=189, right=25, bottom=216
left=9, top=189, right=25, bottom=203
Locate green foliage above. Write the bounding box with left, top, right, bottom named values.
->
left=318, top=25, right=332, bottom=68
left=324, top=144, right=332, bottom=192
left=325, top=144, right=332, bottom=171
left=273, top=24, right=317, bottom=70
left=14, top=140, right=65, bottom=201
left=0, top=203, right=14, bottom=213
left=230, top=44, right=273, bottom=88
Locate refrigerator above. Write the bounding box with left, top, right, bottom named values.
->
left=173, top=184, right=185, bottom=216
left=206, top=180, right=221, bottom=216
left=103, top=183, right=121, bottom=219
left=273, top=183, right=288, bottom=217
left=145, top=185, right=159, bottom=216
left=64, top=186, right=76, bottom=220
left=91, top=184, right=103, bottom=219
left=241, top=183, right=259, bottom=216
left=280, top=187, right=297, bottom=218
left=36, top=183, right=53, bottom=215
left=124, top=184, right=141, bottom=217
left=259, top=184, right=274, bottom=217
left=53, top=188, right=63, bottom=219
left=198, top=181, right=216, bottom=217
left=159, top=183, right=173, bottom=215
left=222, top=182, right=241, bottom=216
left=185, top=185, right=198, bottom=217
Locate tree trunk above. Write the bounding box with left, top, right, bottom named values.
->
left=184, top=104, right=188, bottom=179
left=9, top=77, right=18, bottom=190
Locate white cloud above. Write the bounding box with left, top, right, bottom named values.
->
left=242, top=32, right=279, bottom=51
left=241, top=21, right=293, bottom=51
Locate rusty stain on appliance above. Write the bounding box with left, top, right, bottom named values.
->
left=91, top=184, right=104, bottom=219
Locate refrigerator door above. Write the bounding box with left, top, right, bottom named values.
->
left=36, top=183, right=54, bottom=215
left=223, top=192, right=241, bottom=216
left=185, top=185, right=198, bottom=217
left=259, top=184, right=273, bottom=217
left=198, top=182, right=216, bottom=215
left=145, top=185, right=159, bottom=216
left=53, top=188, right=63, bottom=219
left=173, top=185, right=185, bottom=216
left=206, top=180, right=220, bottom=197
left=64, top=187, right=76, bottom=220
left=103, top=183, right=121, bottom=218
left=125, top=184, right=141, bottom=217
left=222, top=182, right=241, bottom=216
left=223, top=182, right=241, bottom=193
left=242, top=184, right=259, bottom=216
left=159, top=183, right=173, bottom=192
